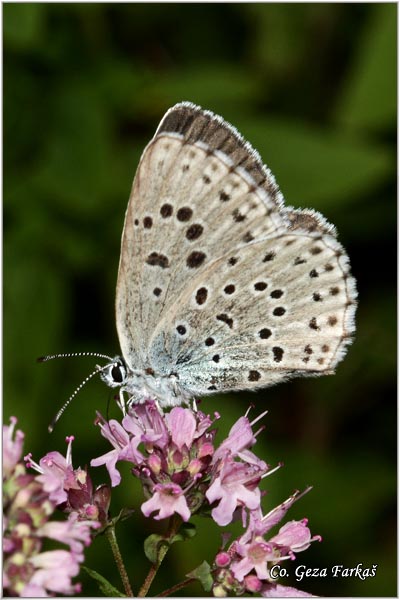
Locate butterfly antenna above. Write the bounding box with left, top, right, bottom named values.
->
left=48, top=363, right=110, bottom=433
left=38, top=352, right=113, bottom=363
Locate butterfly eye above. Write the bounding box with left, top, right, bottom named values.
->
left=111, top=363, right=125, bottom=383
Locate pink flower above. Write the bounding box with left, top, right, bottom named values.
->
left=3, top=416, right=25, bottom=477
left=25, top=436, right=108, bottom=524
left=90, top=417, right=144, bottom=486
left=38, top=513, right=100, bottom=557
left=141, top=482, right=191, bottom=521
left=259, top=488, right=312, bottom=535
left=206, top=411, right=270, bottom=526
left=21, top=550, right=81, bottom=597
left=238, top=489, right=313, bottom=545
left=269, top=519, right=321, bottom=558
left=165, top=407, right=197, bottom=450
left=232, top=539, right=275, bottom=581
left=37, top=453, right=77, bottom=504
left=124, top=401, right=169, bottom=448
left=230, top=504, right=321, bottom=582
left=212, top=415, right=257, bottom=463
left=207, top=456, right=266, bottom=526
left=192, top=410, right=215, bottom=438
left=25, top=436, right=79, bottom=505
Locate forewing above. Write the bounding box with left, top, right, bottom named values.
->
left=116, top=102, right=288, bottom=369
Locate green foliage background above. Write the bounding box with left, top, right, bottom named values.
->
left=4, top=4, right=396, bottom=597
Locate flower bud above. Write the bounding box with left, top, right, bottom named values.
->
left=148, top=454, right=162, bottom=475
left=171, top=448, right=184, bottom=468
left=76, top=469, right=87, bottom=486
left=244, top=574, right=262, bottom=592
left=93, top=483, right=111, bottom=523
left=187, top=458, right=202, bottom=476
left=213, top=584, right=228, bottom=597
left=84, top=505, right=99, bottom=520
left=215, top=551, right=231, bottom=567
left=198, top=441, right=214, bottom=458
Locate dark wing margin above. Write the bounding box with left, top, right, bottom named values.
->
left=154, top=101, right=284, bottom=208
left=283, top=207, right=338, bottom=237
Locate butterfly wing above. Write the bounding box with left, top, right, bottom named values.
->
left=116, top=102, right=356, bottom=395
left=116, top=102, right=287, bottom=369
left=147, top=227, right=356, bottom=395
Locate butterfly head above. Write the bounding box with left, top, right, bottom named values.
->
left=100, top=356, right=128, bottom=388
left=101, top=358, right=191, bottom=409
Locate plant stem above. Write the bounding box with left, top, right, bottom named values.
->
left=138, top=516, right=181, bottom=597
left=105, top=523, right=134, bottom=597
left=138, top=545, right=168, bottom=598
left=156, top=577, right=196, bottom=597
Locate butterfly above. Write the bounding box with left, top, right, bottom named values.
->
left=100, top=102, right=357, bottom=409
left=43, top=102, right=357, bottom=429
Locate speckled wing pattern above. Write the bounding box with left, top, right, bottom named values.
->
left=116, top=102, right=356, bottom=396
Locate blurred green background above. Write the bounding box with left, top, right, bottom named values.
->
left=4, top=3, right=396, bottom=597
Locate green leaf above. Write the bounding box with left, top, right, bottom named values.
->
left=110, top=508, right=135, bottom=526
left=336, top=4, right=396, bottom=132
left=144, top=523, right=196, bottom=565
left=186, top=561, right=213, bottom=592
left=143, top=534, right=169, bottom=564
left=82, top=566, right=126, bottom=597
left=170, top=522, right=197, bottom=543
left=94, top=508, right=135, bottom=536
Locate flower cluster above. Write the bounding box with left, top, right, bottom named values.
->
left=91, top=401, right=321, bottom=595
left=91, top=402, right=269, bottom=526
left=3, top=417, right=101, bottom=597
left=4, top=399, right=322, bottom=596
left=212, top=492, right=321, bottom=596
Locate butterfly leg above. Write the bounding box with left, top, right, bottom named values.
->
left=116, top=388, right=129, bottom=416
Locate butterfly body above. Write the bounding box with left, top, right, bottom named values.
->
left=100, top=356, right=192, bottom=407
left=108, top=102, right=356, bottom=408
